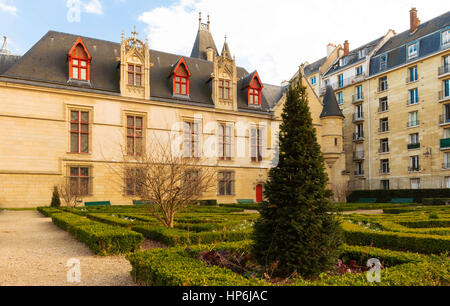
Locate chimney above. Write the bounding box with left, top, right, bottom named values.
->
left=206, top=47, right=214, bottom=62
left=344, top=40, right=350, bottom=56
left=326, top=43, right=335, bottom=57
left=410, top=8, right=420, bottom=34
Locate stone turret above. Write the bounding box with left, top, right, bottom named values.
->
left=190, top=13, right=218, bottom=61
left=0, top=36, right=11, bottom=55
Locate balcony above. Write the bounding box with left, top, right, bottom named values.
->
left=353, top=150, right=365, bottom=161
left=330, top=74, right=366, bottom=91
left=352, top=94, right=364, bottom=104
left=407, top=143, right=420, bottom=150
left=352, top=113, right=364, bottom=122
left=438, top=65, right=450, bottom=78
left=353, top=133, right=364, bottom=142
left=378, top=106, right=389, bottom=113
left=443, top=163, right=450, bottom=170
left=440, top=138, right=450, bottom=150
left=438, top=91, right=450, bottom=103
left=408, top=166, right=421, bottom=173
left=378, top=127, right=389, bottom=133
left=379, top=169, right=390, bottom=175
left=439, top=115, right=450, bottom=126
left=407, top=120, right=420, bottom=128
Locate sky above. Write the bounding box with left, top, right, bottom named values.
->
left=0, top=0, right=448, bottom=85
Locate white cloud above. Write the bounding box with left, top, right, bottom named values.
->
left=83, top=0, right=102, bottom=15
left=138, top=0, right=446, bottom=85
left=0, top=0, right=17, bottom=15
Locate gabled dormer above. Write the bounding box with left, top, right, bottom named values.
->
left=68, top=37, right=91, bottom=82
left=120, top=28, right=150, bottom=100
left=245, top=71, right=263, bottom=107
left=170, top=57, right=191, bottom=97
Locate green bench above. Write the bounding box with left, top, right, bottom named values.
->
left=237, top=199, right=255, bottom=204
left=85, top=201, right=111, bottom=207
left=356, top=198, right=377, bottom=203
left=132, top=200, right=152, bottom=205
left=390, top=198, right=414, bottom=204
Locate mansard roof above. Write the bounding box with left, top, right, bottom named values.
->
left=303, top=57, right=326, bottom=76
left=320, top=86, right=344, bottom=118
left=0, top=31, right=284, bottom=114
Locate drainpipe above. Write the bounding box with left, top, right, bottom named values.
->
left=367, top=62, right=372, bottom=190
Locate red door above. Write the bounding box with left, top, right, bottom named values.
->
left=256, top=184, right=263, bottom=203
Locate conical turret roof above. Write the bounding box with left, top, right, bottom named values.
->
left=320, top=86, right=344, bottom=118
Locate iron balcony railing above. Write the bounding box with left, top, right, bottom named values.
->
left=438, top=65, right=450, bottom=77
left=378, top=126, right=389, bottom=133
left=352, top=94, right=364, bottom=103
left=407, top=143, right=420, bottom=150
left=443, top=163, right=450, bottom=170
left=407, top=120, right=420, bottom=128
left=353, top=133, right=364, bottom=141
left=378, top=83, right=388, bottom=93
left=379, top=168, right=390, bottom=175
left=408, top=166, right=421, bottom=173
left=354, top=170, right=365, bottom=176
left=439, top=115, right=450, bottom=125
left=439, top=90, right=450, bottom=102
left=352, top=113, right=364, bottom=122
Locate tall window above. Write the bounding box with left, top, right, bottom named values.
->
left=380, top=54, right=388, bottom=70
left=128, top=64, right=142, bottom=86
left=407, top=43, right=419, bottom=59
left=218, top=171, right=234, bottom=196
left=219, top=79, right=231, bottom=99
left=356, top=86, right=363, bottom=100
left=444, top=153, right=450, bottom=169
left=441, top=29, right=450, bottom=47
left=218, top=123, right=232, bottom=160
left=68, top=38, right=91, bottom=81
left=338, top=74, right=344, bottom=88
left=311, top=76, right=317, bottom=85
left=408, top=66, right=418, bottom=82
left=355, top=162, right=364, bottom=176
left=251, top=127, right=264, bottom=162
left=379, top=76, right=388, bottom=92
left=356, top=66, right=363, bottom=76
left=380, top=159, right=390, bottom=174
left=409, top=88, right=419, bottom=105
left=379, top=97, right=388, bottom=112
left=444, top=79, right=450, bottom=98
left=337, top=92, right=343, bottom=105
left=380, top=118, right=389, bottom=133
left=409, top=111, right=419, bottom=127
left=127, top=116, right=144, bottom=156
left=69, top=167, right=90, bottom=196
left=410, top=133, right=419, bottom=145
left=172, top=59, right=190, bottom=96
left=409, top=156, right=420, bottom=172
left=380, top=138, right=389, bottom=153
left=381, top=180, right=390, bottom=190
left=184, top=121, right=200, bottom=158
left=185, top=170, right=200, bottom=194
left=70, top=110, right=89, bottom=154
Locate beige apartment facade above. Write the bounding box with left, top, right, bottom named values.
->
left=303, top=8, right=450, bottom=191
left=0, top=18, right=347, bottom=208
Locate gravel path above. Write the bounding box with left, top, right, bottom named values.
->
left=0, top=210, right=136, bottom=286
left=342, top=209, right=384, bottom=215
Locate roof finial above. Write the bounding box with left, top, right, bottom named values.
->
left=0, top=36, right=10, bottom=55
left=224, top=34, right=227, bottom=43
left=207, top=14, right=210, bottom=30
left=132, top=26, right=138, bottom=41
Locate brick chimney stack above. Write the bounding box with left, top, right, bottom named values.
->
left=344, top=40, right=350, bottom=56
left=410, top=8, right=420, bottom=34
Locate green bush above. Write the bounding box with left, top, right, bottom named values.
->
left=198, top=200, right=218, bottom=206
left=50, top=186, right=61, bottom=207
left=342, top=222, right=450, bottom=254
left=132, top=225, right=252, bottom=246
left=37, top=206, right=63, bottom=217
left=422, top=198, right=450, bottom=206
left=348, top=189, right=450, bottom=204
left=51, top=213, right=144, bottom=255
left=398, top=220, right=450, bottom=228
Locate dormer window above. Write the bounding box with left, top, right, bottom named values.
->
left=171, top=57, right=191, bottom=96
left=68, top=37, right=91, bottom=81
left=407, top=42, right=419, bottom=59
left=219, top=79, right=231, bottom=99
left=247, top=72, right=263, bottom=106
left=128, top=64, right=142, bottom=86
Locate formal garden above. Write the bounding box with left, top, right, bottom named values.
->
left=36, top=75, right=449, bottom=286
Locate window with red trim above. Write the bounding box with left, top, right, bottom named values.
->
left=173, top=59, right=190, bottom=96
left=69, top=167, right=91, bottom=196
left=128, top=64, right=142, bottom=86
left=248, top=74, right=263, bottom=106
left=68, top=38, right=91, bottom=81
left=127, top=116, right=144, bottom=156
left=70, top=110, right=89, bottom=153
left=219, top=79, right=231, bottom=99
left=218, top=123, right=232, bottom=160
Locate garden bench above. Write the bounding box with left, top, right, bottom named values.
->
left=85, top=201, right=111, bottom=207
left=356, top=198, right=377, bottom=203
left=132, top=200, right=152, bottom=205
left=237, top=199, right=255, bottom=204
left=390, top=198, right=414, bottom=204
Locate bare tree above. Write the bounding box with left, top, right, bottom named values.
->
left=58, top=178, right=83, bottom=208
left=332, top=181, right=351, bottom=203
left=117, top=134, right=216, bottom=228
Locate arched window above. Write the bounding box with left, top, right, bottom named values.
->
left=172, top=58, right=191, bottom=96
left=68, top=37, right=91, bottom=81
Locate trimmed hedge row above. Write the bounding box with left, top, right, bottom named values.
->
left=37, top=207, right=63, bottom=217
left=51, top=212, right=144, bottom=255
left=219, top=203, right=260, bottom=210
left=335, top=203, right=416, bottom=212
left=342, top=222, right=450, bottom=254
left=348, top=189, right=450, bottom=204
left=132, top=225, right=252, bottom=246
left=398, top=220, right=450, bottom=229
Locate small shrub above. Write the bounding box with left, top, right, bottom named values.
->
left=50, top=186, right=61, bottom=207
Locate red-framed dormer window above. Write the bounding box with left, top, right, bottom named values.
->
left=68, top=37, right=91, bottom=81
left=248, top=72, right=263, bottom=106
left=172, top=57, right=191, bottom=96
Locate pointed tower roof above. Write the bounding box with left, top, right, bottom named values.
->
left=190, top=13, right=218, bottom=60
left=221, top=35, right=232, bottom=59
left=0, top=36, right=11, bottom=55
left=320, top=86, right=344, bottom=118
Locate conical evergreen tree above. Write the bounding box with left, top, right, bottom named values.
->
left=252, top=73, right=342, bottom=278
left=51, top=186, right=61, bottom=207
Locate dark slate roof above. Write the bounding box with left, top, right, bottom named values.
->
left=190, top=26, right=219, bottom=60
left=221, top=41, right=232, bottom=59
left=304, top=57, right=326, bottom=76
left=320, top=86, right=344, bottom=118
left=370, top=11, right=450, bottom=76
left=0, top=30, right=284, bottom=114
left=0, top=54, right=21, bottom=74
left=325, top=37, right=383, bottom=76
